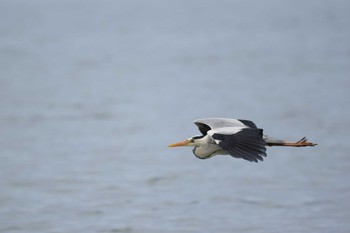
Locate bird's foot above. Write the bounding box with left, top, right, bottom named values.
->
left=293, top=137, right=317, bottom=147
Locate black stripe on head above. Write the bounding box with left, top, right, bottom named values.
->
left=192, top=135, right=205, bottom=139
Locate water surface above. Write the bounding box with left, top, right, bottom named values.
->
left=1, top=1, right=350, bottom=232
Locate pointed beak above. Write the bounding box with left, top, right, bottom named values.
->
left=168, top=139, right=191, bottom=147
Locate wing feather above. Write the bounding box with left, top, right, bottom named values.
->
left=211, top=128, right=267, bottom=162
left=194, top=122, right=212, bottom=135
left=194, top=118, right=258, bottom=132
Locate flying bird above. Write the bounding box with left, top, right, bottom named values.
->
left=168, top=118, right=316, bottom=162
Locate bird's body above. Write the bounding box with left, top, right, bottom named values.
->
left=169, top=118, right=316, bottom=162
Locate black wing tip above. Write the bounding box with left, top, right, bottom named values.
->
left=195, top=122, right=211, bottom=135
left=242, top=153, right=266, bottom=163
left=237, top=119, right=258, bottom=129
left=215, top=128, right=267, bottom=163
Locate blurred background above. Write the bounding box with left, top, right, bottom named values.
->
left=1, top=0, right=349, bottom=232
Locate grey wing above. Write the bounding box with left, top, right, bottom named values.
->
left=195, top=118, right=257, bottom=132
left=211, top=128, right=267, bottom=162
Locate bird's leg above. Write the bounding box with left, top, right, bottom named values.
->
left=279, top=137, right=317, bottom=147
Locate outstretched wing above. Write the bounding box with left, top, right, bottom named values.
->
left=194, top=122, right=212, bottom=135
left=194, top=118, right=257, bottom=135
left=208, top=127, right=267, bottom=162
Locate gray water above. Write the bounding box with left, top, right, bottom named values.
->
left=1, top=0, right=350, bottom=232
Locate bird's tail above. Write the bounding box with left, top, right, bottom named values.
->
left=263, top=136, right=317, bottom=147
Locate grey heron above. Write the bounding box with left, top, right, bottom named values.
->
left=168, top=118, right=317, bottom=162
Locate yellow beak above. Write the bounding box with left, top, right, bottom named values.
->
left=168, top=139, right=191, bottom=147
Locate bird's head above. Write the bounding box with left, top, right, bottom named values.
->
left=168, top=135, right=205, bottom=147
